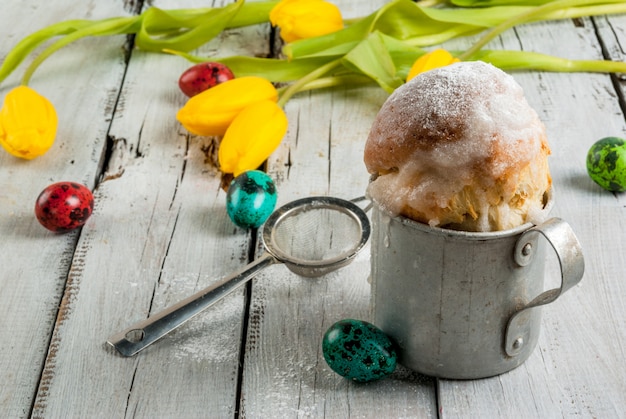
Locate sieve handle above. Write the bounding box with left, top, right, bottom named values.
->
left=107, top=252, right=279, bottom=357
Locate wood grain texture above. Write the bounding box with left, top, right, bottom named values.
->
left=0, top=1, right=133, bottom=417
left=25, top=0, right=271, bottom=417
left=1, top=0, right=625, bottom=417
left=239, top=1, right=438, bottom=416
left=437, top=16, right=626, bottom=419
left=241, top=83, right=438, bottom=418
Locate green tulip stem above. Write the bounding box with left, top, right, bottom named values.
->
left=482, top=50, right=626, bottom=74
left=0, top=20, right=96, bottom=85
left=277, top=58, right=343, bottom=107
left=459, top=0, right=626, bottom=61
left=20, top=17, right=141, bottom=86
left=415, top=0, right=447, bottom=7
left=2, top=2, right=276, bottom=87
left=277, top=74, right=375, bottom=96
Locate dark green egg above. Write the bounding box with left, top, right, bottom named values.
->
left=586, top=137, right=626, bottom=192
left=322, top=319, right=397, bottom=383
left=226, top=170, right=277, bottom=228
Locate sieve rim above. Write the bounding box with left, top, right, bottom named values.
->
left=261, top=196, right=371, bottom=271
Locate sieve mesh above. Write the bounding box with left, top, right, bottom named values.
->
left=271, top=206, right=363, bottom=263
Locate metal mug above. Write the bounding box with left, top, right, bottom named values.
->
left=369, top=191, right=584, bottom=379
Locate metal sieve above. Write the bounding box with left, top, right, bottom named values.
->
left=107, top=196, right=370, bottom=356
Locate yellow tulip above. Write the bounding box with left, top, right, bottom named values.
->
left=269, top=0, right=344, bottom=43
left=176, top=76, right=278, bottom=137
left=406, top=49, right=460, bottom=82
left=218, top=100, right=288, bottom=176
left=0, top=86, right=58, bottom=159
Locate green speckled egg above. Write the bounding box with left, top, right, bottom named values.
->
left=586, top=137, right=626, bottom=192
left=322, top=319, right=397, bottom=383
left=226, top=171, right=277, bottom=228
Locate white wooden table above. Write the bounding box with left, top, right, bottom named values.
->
left=1, top=1, right=625, bottom=417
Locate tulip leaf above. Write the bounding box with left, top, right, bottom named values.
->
left=216, top=56, right=336, bottom=82
left=227, top=1, right=280, bottom=27
left=380, top=34, right=425, bottom=80
left=283, top=0, right=529, bottom=60
left=163, top=49, right=335, bottom=83
left=135, top=0, right=245, bottom=52
left=0, top=1, right=278, bottom=85
left=373, top=0, right=475, bottom=39
left=475, top=49, right=626, bottom=74
left=341, top=32, right=404, bottom=93
left=451, top=0, right=552, bottom=6
left=284, top=14, right=377, bottom=59
left=282, top=0, right=418, bottom=59
left=19, top=17, right=143, bottom=85
left=0, top=20, right=93, bottom=84
left=151, top=1, right=278, bottom=29
left=373, top=1, right=537, bottom=44
left=0, top=18, right=143, bottom=86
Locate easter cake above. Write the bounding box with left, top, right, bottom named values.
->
left=364, top=61, right=552, bottom=232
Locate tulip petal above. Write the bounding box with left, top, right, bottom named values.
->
left=176, top=76, right=278, bottom=137
left=0, top=86, right=58, bottom=159
left=136, top=0, right=244, bottom=52
left=270, top=0, right=343, bottom=43
left=218, top=100, right=288, bottom=175
left=406, top=48, right=460, bottom=81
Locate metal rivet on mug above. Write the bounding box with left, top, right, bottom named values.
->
left=514, top=232, right=539, bottom=267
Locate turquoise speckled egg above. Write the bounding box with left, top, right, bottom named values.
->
left=226, top=171, right=277, bottom=228
left=322, top=319, right=397, bottom=383
left=586, top=137, right=626, bottom=192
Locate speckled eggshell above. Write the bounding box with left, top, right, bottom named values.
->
left=226, top=170, right=277, bottom=229
left=35, top=181, right=94, bottom=232
left=322, top=319, right=397, bottom=383
left=587, top=137, right=626, bottom=192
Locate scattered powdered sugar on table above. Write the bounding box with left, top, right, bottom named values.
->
left=154, top=272, right=245, bottom=363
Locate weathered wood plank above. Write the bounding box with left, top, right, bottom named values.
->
left=2, top=0, right=625, bottom=417
left=0, top=1, right=134, bottom=417
left=25, top=0, right=270, bottom=417
left=595, top=14, right=626, bottom=123
left=437, top=16, right=626, bottom=418
left=239, top=1, right=439, bottom=417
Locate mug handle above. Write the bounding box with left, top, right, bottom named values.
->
left=505, top=218, right=585, bottom=356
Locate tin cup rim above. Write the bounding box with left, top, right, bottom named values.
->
left=370, top=188, right=554, bottom=240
